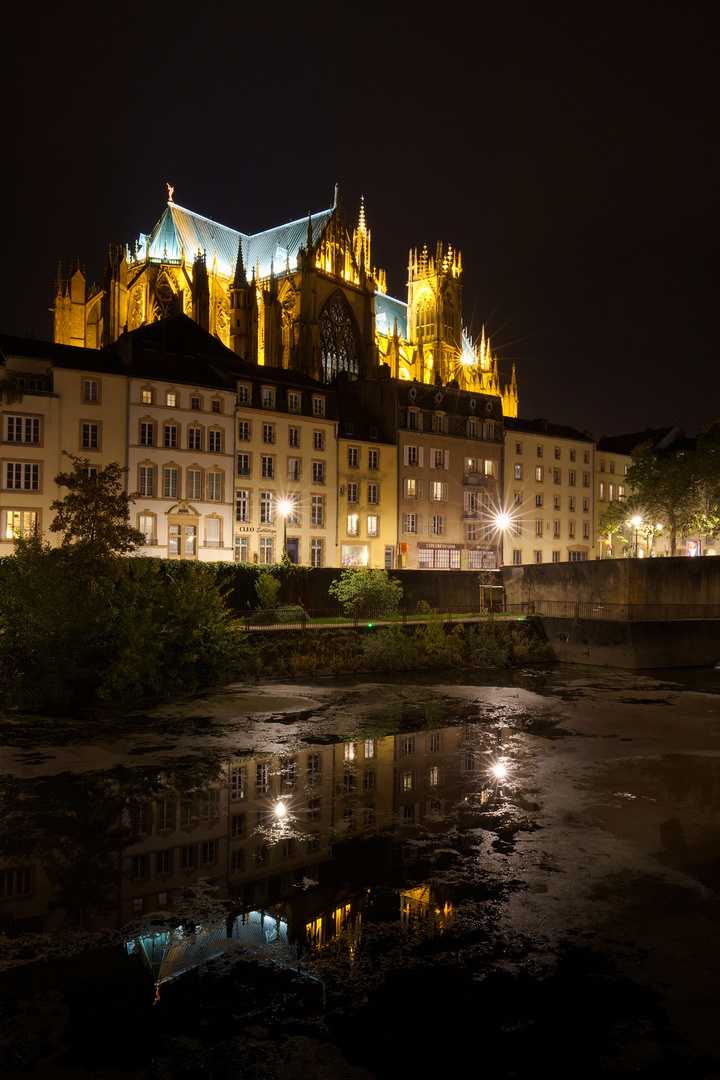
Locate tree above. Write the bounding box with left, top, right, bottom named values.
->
left=0, top=376, right=22, bottom=405
left=49, top=453, right=144, bottom=559
left=328, top=568, right=403, bottom=616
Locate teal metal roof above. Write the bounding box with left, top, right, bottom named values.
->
left=135, top=202, right=334, bottom=280
left=374, top=292, right=407, bottom=338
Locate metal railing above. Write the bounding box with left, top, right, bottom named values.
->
left=531, top=600, right=720, bottom=622
left=237, top=603, right=526, bottom=631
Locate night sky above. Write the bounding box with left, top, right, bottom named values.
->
left=2, top=1, right=717, bottom=439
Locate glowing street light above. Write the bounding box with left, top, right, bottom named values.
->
left=629, top=515, right=643, bottom=558
left=277, top=499, right=292, bottom=557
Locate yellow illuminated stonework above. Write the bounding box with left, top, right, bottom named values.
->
left=53, top=189, right=518, bottom=415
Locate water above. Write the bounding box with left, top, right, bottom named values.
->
left=2, top=666, right=720, bottom=1078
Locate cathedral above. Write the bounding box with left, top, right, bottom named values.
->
left=53, top=187, right=518, bottom=415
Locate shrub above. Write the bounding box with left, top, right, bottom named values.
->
left=255, top=571, right=281, bottom=610
left=328, top=568, right=403, bottom=617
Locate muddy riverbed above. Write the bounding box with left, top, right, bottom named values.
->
left=2, top=665, right=720, bottom=1078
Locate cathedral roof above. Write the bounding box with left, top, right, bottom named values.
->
left=135, top=202, right=334, bottom=280
left=374, top=293, right=408, bottom=338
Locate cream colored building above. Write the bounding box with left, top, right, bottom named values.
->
left=503, top=418, right=596, bottom=564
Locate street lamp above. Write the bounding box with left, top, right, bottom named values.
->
left=277, top=499, right=292, bottom=558
left=630, top=515, right=643, bottom=558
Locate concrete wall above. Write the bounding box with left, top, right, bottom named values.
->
left=307, top=568, right=487, bottom=610
left=503, top=557, right=720, bottom=608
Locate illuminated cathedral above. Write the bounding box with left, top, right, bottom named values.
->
left=53, top=186, right=518, bottom=415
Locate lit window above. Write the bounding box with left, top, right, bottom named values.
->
left=514, top=464, right=523, bottom=480
left=347, top=513, right=359, bottom=536
left=166, top=392, right=176, bottom=407
left=141, top=389, right=153, bottom=404
left=367, top=514, right=378, bottom=537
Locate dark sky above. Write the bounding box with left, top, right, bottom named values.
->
left=2, top=1, right=717, bottom=438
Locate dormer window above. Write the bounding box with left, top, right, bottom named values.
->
left=263, top=388, right=275, bottom=409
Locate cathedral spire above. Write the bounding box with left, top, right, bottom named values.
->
left=232, top=236, right=247, bottom=287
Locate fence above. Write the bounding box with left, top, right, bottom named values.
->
left=238, top=603, right=528, bottom=631
left=531, top=600, right=720, bottom=621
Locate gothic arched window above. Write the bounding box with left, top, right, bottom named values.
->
left=415, top=294, right=435, bottom=342
left=319, top=293, right=361, bottom=382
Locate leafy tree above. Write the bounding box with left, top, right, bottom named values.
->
left=0, top=376, right=22, bottom=405
left=255, top=571, right=281, bottom=609
left=328, top=568, right=403, bottom=616
left=49, top=452, right=144, bottom=559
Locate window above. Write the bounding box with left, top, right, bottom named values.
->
left=181, top=846, right=195, bottom=870
left=260, top=492, right=274, bottom=523
left=512, top=550, right=522, bottom=565
left=514, top=464, right=523, bottom=480
left=367, top=514, right=378, bottom=537
left=583, top=522, right=590, bottom=539
left=347, top=482, right=358, bottom=503
left=287, top=457, right=300, bottom=481
left=367, top=483, right=378, bottom=504
left=347, top=513, right=359, bottom=536
left=535, top=493, right=543, bottom=508
left=4, top=510, right=39, bottom=539
left=231, top=813, right=245, bottom=838
left=261, top=456, right=274, bottom=479
left=583, top=499, right=590, bottom=512
left=82, top=423, right=99, bottom=449
left=140, top=422, right=154, bottom=446
left=5, top=463, right=38, bottom=490
left=164, top=424, right=178, bottom=448
left=533, top=550, right=542, bottom=563
left=402, top=513, right=417, bottom=534
left=207, top=472, right=222, bottom=501
left=430, top=481, right=447, bottom=502
left=191, top=396, right=200, bottom=410
left=405, top=445, right=418, bottom=466
left=570, top=449, right=576, bottom=462
left=5, top=416, right=40, bottom=443
left=569, top=551, right=588, bottom=562
left=554, top=496, right=561, bottom=510
left=131, top=855, right=147, bottom=879
left=609, top=461, right=615, bottom=474
left=400, top=736, right=414, bottom=756
left=288, top=427, right=299, bottom=447
left=311, top=538, right=324, bottom=566
left=569, top=521, right=575, bottom=539
left=237, top=421, right=250, bottom=442
left=156, top=851, right=171, bottom=875
left=187, top=470, right=201, bottom=500
left=202, top=841, right=216, bottom=865
left=552, top=550, right=560, bottom=563
left=209, top=430, right=222, bottom=452
left=553, top=469, right=561, bottom=484
left=141, top=389, right=153, bottom=404
left=432, top=449, right=446, bottom=470
left=569, top=470, right=576, bottom=486
left=311, top=495, right=324, bottom=526
left=211, top=399, right=222, bottom=413
left=600, top=460, right=606, bottom=473
left=288, top=392, right=300, bottom=412
left=553, top=520, right=561, bottom=538
left=260, top=537, right=274, bottom=564
left=368, top=449, right=379, bottom=470
left=583, top=472, right=590, bottom=487
left=535, top=519, right=543, bottom=536
left=262, top=388, right=274, bottom=408
left=404, top=477, right=420, bottom=499
left=237, top=453, right=250, bottom=476
left=514, top=491, right=521, bottom=506
left=554, top=447, right=561, bottom=460
left=515, top=441, right=522, bottom=454
left=237, top=385, right=250, bottom=404
left=313, top=431, right=325, bottom=451
left=139, top=465, right=155, bottom=496
left=138, top=513, right=156, bottom=544
left=163, top=468, right=178, bottom=499
left=83, top=379, right=99, bottom=402
left=535, top=466, right=543, bottom=481
left=188, top=427, right=202, bottom=450
left=166, top=392, right=176, bottom=407
left=286, top=493, right=300, bottom=526
left=599, top=482, right=606, bottom=501
left=236, top=490, right=250, bottom=522
left=313, top=396, right=325, bottom=416
left=537, top=445, right=543, bottom=458
left=231, top=849, right=244, bottom=872
left=348, top=447, right=359, bottom=468
left=514, top=520, right=522, bottom=536
left=430, top=515, right=443, bottom=535
left=312, top=461, right=325, bottom=484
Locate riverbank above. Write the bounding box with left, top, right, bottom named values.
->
left=243, top=616, right=553, bottom=678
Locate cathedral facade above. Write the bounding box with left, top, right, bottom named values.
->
left=53, top=189, right=518, bottom=416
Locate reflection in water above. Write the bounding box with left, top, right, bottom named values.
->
left=0, top=715, right=509, bottom=987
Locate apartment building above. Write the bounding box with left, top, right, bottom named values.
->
left=233, top=367, right=337, bottom=566
left=503, top=418, right=595, bottom=564
left=336, top=390, right=397, bottom=568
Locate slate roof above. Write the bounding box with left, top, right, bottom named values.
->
left=375, top=293, right=408, bottom=338
left=136, top=202, right=334, bottom=280
left=595, top=427, right=681, bottom=455
left=505, top=416, right=596, bottom=443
